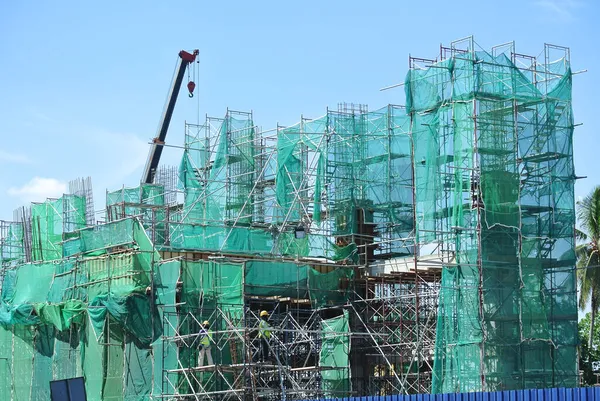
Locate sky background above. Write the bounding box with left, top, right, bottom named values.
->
left=0, top=0, right=597, bottom=222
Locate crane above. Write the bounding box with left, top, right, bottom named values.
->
left=142, top=49, right=199, bottom=184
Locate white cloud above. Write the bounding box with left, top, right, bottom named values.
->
left=0, top=150, right=31, bottom=164
left=8, top=177, right=67, bottom=203
left=534, top=0, right=583, bottom=22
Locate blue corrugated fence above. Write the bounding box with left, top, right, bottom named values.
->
left=304, top=388, right=600, bottom=401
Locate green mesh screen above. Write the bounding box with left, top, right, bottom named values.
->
left=244, top=260, right=353, bottom=306
left=0, top=38, right=578, bottom=400
left=152, top=260, right=180, bottom=397
left=173, top=112, right=274, bottom=255
left=0, top=219, right=159, bottom=401
left=106, top=184, right=167, bottom=245
left=320, top=310, right=351, bottom=396
left=31, top=195, right=86, bottom=261
left=405, top=45, right=577, bottom=392
left=174, top=106, right=414, bottom=262
left=1, top=222, right=25, bottom=264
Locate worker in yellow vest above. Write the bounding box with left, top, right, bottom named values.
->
left=258, top=310, right=272, bottom=362
left=198, top=320, right=213, bottom=366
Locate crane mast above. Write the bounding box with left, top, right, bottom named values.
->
left=142, top=49, right=199, bottom=184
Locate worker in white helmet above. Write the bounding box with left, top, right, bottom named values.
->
left=258, top=310, right=272, bottom=362
left=198, top=320, right=213, bottom=366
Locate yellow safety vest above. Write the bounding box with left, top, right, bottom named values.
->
left=258, top=320, right=271, bottom=339
left=200, top=329, right=212, bottom=346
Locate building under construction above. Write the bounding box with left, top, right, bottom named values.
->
left=0, top=37, right=578, bottom=401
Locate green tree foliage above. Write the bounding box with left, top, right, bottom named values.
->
left=579, top=312, right=600, bottom=386
left=576, top=187, right=600, bottom=348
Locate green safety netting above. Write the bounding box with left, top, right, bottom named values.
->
left=0, top=39, right=579, bottom=400
left=174, top=106, right=414, bottom=262
left=160, top=259, right=350, bottom=395
left=0, top=209, right=354, bottom=400
left=277, top=105, right=414, bottom=260
left=151, top=260, right=179, bottom=397
left=405, top=47, right=577, bottom=392
left=0, top=217, right=158, bottom=401
left=245, top=260, right=310, bottom=298
left=244, top=260, right=353, bottom=305
left=275, top=105, right=414, bottom=260
left=320, top=310, right=351, bottom=396
left=174, top=114, right=277, bottom=255
left=31, top=195, right=86, bottom=261
left=107, top=184, right=167, bottom=245
left=0, top=222, right=24, bottom=263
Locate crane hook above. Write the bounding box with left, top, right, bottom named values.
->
left=187, top=81, right=196, bottom=98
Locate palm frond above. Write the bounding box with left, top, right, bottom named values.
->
left=577, top=186, right=600, bottom=241
left=576, top=228, right=589, bottom=241
left=578, top=250, right=600, bottom=311
left=576, top=243, right=591, bottom=261
left=576, top=187, right=600, bottom=311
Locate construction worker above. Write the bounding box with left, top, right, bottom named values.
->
left=258, top=310, right=272, bottom=362
left=198, top=320, right=213, bottom=366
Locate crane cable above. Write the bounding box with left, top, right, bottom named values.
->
left=196, top=55, right=200, bottom=125
left=187, top=61, right=193, bottom=98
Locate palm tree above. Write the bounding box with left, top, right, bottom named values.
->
left=576, top=186, right=600, bottom=349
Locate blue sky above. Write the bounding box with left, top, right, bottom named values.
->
left=0, top=0, right=597, bottom=221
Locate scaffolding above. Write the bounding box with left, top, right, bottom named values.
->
left=405, top=38, right=577, bottom=392
left=0, top=37, right=578, bottom=400
left=160, top=305, right=351, bottom=400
